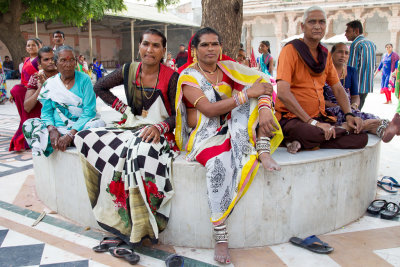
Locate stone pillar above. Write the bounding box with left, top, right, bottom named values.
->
left=131, top=19, right=135, bottom=62
left=89, top=18, right=93, bottom=63
left=325, top=18, right=334, bottom=39
left=245, top=23, right=252, bottom=58
left=286, top=13, right=297, bottom=37
left=388, top=7, right=400, bottom=51
left=275, top=14, right=284, bottom=53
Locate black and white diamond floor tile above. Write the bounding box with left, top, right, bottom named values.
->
left=0, top=228, right=101, bottom=267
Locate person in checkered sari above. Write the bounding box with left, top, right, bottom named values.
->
left=74, top=29, right=179, bottom=247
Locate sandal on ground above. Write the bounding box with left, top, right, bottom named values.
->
left=367, top=199, right=387, bottom=215
left=165, top=254, right=184, bottom=267
left=380, top=202, right=400, bottom=220
left=377, top=177, right=399, bottom=193
left=109, top=245, right=140, bottom=265
left=381, top=176, right=400, bottom=188
left=92, top=236, right=124, bottom=253
left=289, top=235, right=333, bottom=254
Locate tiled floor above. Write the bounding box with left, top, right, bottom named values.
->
left=0, top=91, right=399, bottom=266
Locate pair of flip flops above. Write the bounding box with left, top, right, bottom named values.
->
left=93, top=236, right=140, bottom=265
left=377, top=176, right=400, bottom=193
left=289, top=235, right=333, bottom=254
left=367, top=199, right=400, bottom=220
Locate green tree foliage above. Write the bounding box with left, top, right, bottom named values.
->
left=0, top=0, right=126, bottom=68
left=0, top=0, right=126, bottom=25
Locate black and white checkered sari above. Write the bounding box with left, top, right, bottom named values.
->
left=75, top=127, right=176, bottom=245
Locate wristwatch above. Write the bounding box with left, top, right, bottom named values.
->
left=310, top=119, right=318, bottom=126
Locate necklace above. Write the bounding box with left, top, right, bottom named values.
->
left=139, top=67, right=159, bottom=118
left=61, top=76, right=74, bottom=89
left=197, top=63, right=220, bottom=90
left=202, top=65, right=218, bottom=74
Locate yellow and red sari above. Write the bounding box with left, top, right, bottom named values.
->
left=176, top=60, right=283, bottom=225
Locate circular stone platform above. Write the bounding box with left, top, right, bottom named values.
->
left=33, top=135, right=380, bottom=249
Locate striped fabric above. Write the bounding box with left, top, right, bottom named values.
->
left=348, top=35, right=376, bottom=94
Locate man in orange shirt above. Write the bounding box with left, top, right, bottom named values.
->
left=276, top=6, right=367, bottom=154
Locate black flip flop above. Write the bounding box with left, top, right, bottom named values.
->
left=380, top=202, right=400, bottom=220
left=289, top=235, right=333, bottom=254
left=92, top=236, right=124, bottom=253
left=165, top=254, right=184, bottom=267
left=109, top=245, right=140, bottom=265
left=367, top=199, right=387, bottom=215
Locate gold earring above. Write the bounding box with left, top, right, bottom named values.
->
left=220, top=47, right=223, bottom=60
left=193, top=48, right=198, bottom=63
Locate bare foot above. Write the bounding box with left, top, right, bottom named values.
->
left=214, top=242, right=231, bottom=264
left=362, top=119, right=380, bottom=134
left=259, top=152, right=281, bottom=171
left=286, top=140, right=301, bottom=154
left=382, top=113, right=400, bottom=142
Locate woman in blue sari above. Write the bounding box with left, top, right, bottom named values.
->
left=22, top=46, right=105, bottom=156
left=258, top=40, right=274, bottom=76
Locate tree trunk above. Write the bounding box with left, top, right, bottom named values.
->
left=0, top=0, right=28, bottom=70
left=201, top=0, right=243, bottom=59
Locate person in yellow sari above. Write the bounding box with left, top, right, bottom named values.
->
left=175, top=27, right=283, bottom=264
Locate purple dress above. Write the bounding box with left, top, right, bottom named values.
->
left=323, top=65, right=379, bottom=125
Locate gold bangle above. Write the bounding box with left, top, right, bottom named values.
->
left=193, top=95, right=206, bottom=107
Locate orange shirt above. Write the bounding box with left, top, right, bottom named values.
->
left=275, top=43, right=339, bottom=120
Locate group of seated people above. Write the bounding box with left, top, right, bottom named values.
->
left=10, top=5, right=400, bottom=265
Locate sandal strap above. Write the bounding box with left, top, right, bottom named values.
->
left=301, top=235, right=328, bottom=247
left=381, top=176, right=400, bottom=187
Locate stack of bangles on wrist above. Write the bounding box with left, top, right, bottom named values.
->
left=112, top=98, right=128, bottom=114
left=256, top=136, right=271, bottom=156
left=258, top=95, right=272, bottom=111
left=152, top=121, right=170, bottom=135
left=233, top=90, right=249, bottom=106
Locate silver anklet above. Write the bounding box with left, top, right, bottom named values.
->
left=256, top=139, right=271, bottom=153
left=376, top=119, right=390, bottom=138
left=214, top=224, right=228, bottom=244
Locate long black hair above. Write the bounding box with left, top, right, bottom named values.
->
left=260, top=40, right=271, bottom=54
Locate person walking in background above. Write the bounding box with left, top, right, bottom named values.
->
left=9, top=38, right=42, bottom=151
left=258, top=40, right=274, bottom=76
left=76, top=55, right=89, bottom=74
left=0, top=62, right=7, bottom=104
left=345, top=20, right=376, bottom=110
left=3, top=56, right=15, bottom=79
left=92, top=58, right=103, bottom=81
left=395, top=61, right=400, bottom=113
left=165, top=51, right=176, bottom=70
left=374, top=43, right=399, bottom=104
left=237, top=48, right=250, bottom=67
left=175, top=44, right=188, bottom=68
left=52, top=30, right=65, bottom=51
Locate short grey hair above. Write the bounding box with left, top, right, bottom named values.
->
left=54, top=45, right=74, bottom=63
left=303, top=6, right=327, bottom=23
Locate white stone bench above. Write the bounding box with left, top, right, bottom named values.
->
left=33, top=134, right=380, bottom=248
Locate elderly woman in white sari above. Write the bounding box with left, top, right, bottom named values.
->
left=22, top=46, right=105, bottom=156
